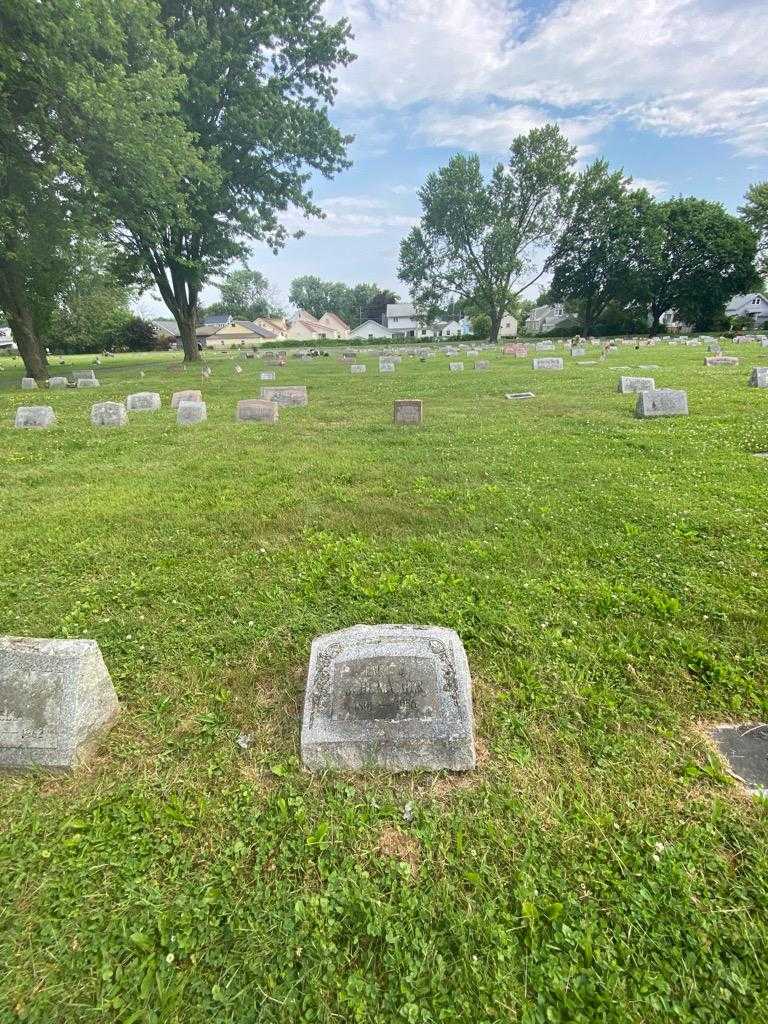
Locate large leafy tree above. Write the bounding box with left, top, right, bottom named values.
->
left=288, top=276, right=380, bottom=325
left=549, top=162, right=652, bottom=336
left=398, top=125, right=576, bottom=344
left=740, top=182, right=768, bottom=277
left=0, top=0, right=194, bottom=379
left=363, top=289, right=399, bottom=325
left=636, top=198, right=759, bottom=333
left=206, top=267, right=282, bottom=321
left=117, top=1, right=355, bottom=361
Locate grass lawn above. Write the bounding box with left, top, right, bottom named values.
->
left=1, top=342, right=767, bottom=1023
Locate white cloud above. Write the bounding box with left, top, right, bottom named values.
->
left=327, top=0, right=768, bottom=155
left=281, top=196, right=418, bottom=238
left=631, top=177, right=669, bottom=197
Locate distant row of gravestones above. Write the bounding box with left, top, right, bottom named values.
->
left=13, top=365, right=768, bottom=428
left=0, top=625, right=477, bottom=774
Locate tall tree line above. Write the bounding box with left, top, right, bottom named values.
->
left=399, top=124, right=763, bottom=340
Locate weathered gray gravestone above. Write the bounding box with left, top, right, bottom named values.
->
left=76, top=377, right=100, bottom=389
left=177, top=400, right=207, bottom=425
left=0, top=637, right=119, bottom=771
left=393, top=399, right=422, bottom=425
left=709, top=723, right=768, bottom=793
left=635, top=389, right=688, bottom=418
left=748, top=367, right=768, bottom=388
left=571, top=347, right=586, bottom=357
left=15, top=406, right=56, bottom=429
left=505, top=392, right=535, bottom=400
left=301, top=624, right=475, bottom=772
left=533, top=357, right=563, bottom=370
left=126, top=392, right=161, bottom=412
left=21, top=377, right=37, bottom=390
left=449, top=362, right=464, bottom=372
left=351, top=364, right=366, bottom=374
left=171, top=389, right=203, bottom=409
left=704, top=356, right=739, bottom=366
left=259, top=386, right=308, bottom=407
left=237, top=399, right=279, bottom=423
left=474, top=360, right=490, bottom=370
left=91, top=401, right=128, bottom=427
left=379, top=361, right=395, bottom=373
left=48, top=377, right=68, bottom=389
left=618, top=376, right=655, bottom=394
left=260, top=371, right=276, bottom=381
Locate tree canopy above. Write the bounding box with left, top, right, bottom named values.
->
left=740, top=182, right=768, bottom=278
left=205, top=268, right=283, bottom=322
left=289, top=277, right=392, bottom=326
left=398, top=125, right=576, bottom=343
left=115, top=0, right=355, bottom=360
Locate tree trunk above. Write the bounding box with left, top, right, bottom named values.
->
left=648, top=303, right=662, bottom=336
left=0, top=268, right=49, bottom=381
left=489, top=309, right=502, bottom=345
left=177, top=311, right=199, bottom=362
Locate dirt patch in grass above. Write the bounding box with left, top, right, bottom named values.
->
left=376, top=827, right=422, bottom=875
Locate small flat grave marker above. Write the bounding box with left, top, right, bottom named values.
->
left=237, top=399, right=278, bottom=423
left=15, top=406, right=56, bottom=429
left=259, top=386, right=307, bottom=407
left=0, top=637, right=119, bottom=771
left=704, top=356, right=739, bottom=367
left=91, top=401, right=128, bottom=427
left=171, top=389, right=203, bottom=409
left=126, top=392, right=161, bottom=413
left=301, top=624, right=476, bottom=772
left=177, top=400, right=207, bottom=425
left=260, top=371, right=276, bottom=381
left=393, top=399, right=422, bottom=425
left=505, top=392, right=535, bottom=400
left=709, top=723, right=768, bottom=793
left=618, top=376, right=655, bottom=394
left=533, top=357, right=563, bottom=370
left=635, top=389, right=688, bottom=418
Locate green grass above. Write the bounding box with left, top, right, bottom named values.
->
left=1, top=342, right=768, bottom=1023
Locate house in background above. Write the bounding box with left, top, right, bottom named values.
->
left=286, top=309, right=348, bottom=340
left=0, top=327, right=17, bottom=353
left=151, top=319, right=179, bottom=342
left=525, top=303, right=569, bottom=335
left=349, top=319, right=393, bottom=340
left=255, top=316, right=288, bottom=339
left=383, top=303, right=440, bottom=338
left=657, top=310, right=692, bottom=333
left=442, top=318, right=473, bottom=337
left=725, top=293, right=768, bottom=326
left=202, top=317, right=277, bottom=350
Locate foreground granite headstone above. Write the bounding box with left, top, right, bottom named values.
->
left=0, top=637, right=119, bottom=771
left=709, top=723, right=768, bottom=793
left=171, top=389, right=203, bottom=409
left=259, top=386, right=307, bottom=407
left=393, top=399, right=422, bottom=425
left=301, top=624, right=476, bottom=772
left=15, top=406, right=56, bottom=429
left=635, top=389, right=688, bottom=418
left=748, top=367, right=768, bottom=388
left=618, top=376, right=655, bottom=394
left=48, top=377, right=68, bottom=389
left=91, top=401, right=128, bottom=427
left=533, top=357, right=563, bottom=370
left=177, top=400, right=207, bottom=425
left=126, top=391, right=161, bottom=412
left=21, top=377, right=37, bottom=390
left=237, top=399, right=278, bottom=423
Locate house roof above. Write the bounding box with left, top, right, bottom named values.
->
left=152, top=319, right=178, bottom=336
left=351, top=319, right=392, bottom=333
left=204, top=314, right=232, bottom=325
left=235, top=320, right=276, bottom=338
left=319, top=311, right=349, bottom=331
left=725, top=293, right=767, bottom=310
left=386, top=303, right=416, bottom=317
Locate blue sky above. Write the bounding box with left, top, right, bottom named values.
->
left=138, top=0, right=768, bottom=320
